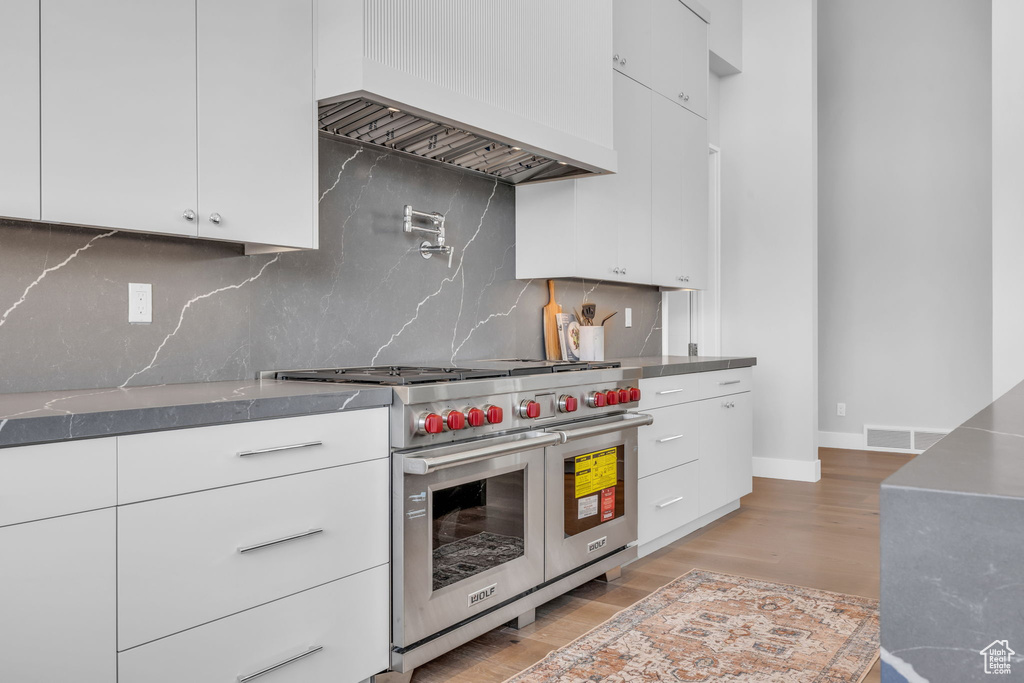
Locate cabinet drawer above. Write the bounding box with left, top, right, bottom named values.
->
left=638, top=460, right=700, bottom=546
left=118, top=408, right=387, bottom=503
left=638, top=402, right=698, bottom=478
left=637, top=373, right=699, bottom=410
left=118, top=460, right=389, bottom=649
left=698, top=368, right=753, bottom=400
left=0, top=438, right=116, bottom=527
left=119, top=564, right=390, bottom=683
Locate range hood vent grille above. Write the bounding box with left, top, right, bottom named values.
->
left=318, top=98, right=596, bottom=184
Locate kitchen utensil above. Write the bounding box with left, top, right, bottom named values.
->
left=581, top=304, right=596, bottom=325
left=600, top=311, right=617, bottom=326
left=543, top=280, right=563, bottom=360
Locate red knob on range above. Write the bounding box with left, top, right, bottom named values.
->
left=558, top=395, right=579, bottom=413
left=629, top=386, right=642, bottom=402
left=605, top=390, right=620, bottom=406
left=443, top=410, right=466, bottom=431
left=587, top=391, right=607, bottom=408
left=485, top=404, right=504, bottom=424
left=519, top=399, right=541, bottom=419
left=617, top=388, right=630, bottom=404
left=418, top=413, right=443, bottom=435
left=466, top=407, right=485, bottom=428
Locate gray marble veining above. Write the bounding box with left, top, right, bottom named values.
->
left=880, top=379, right=1024, bottom=682
left=0, top=135, right=661, bottom=395
left=616, top=355, right=757, bottom=378
left=0, top=380, right=391, bottom=448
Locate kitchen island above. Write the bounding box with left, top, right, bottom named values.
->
left=881, top=381, right=1024, bottom=681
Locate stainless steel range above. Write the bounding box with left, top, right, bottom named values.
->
left=271, top=360, right=653, bottom=673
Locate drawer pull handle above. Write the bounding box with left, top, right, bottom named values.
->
left=237, top=645, right=323, bottom=682
left=656, top=388, right=687, bottom=395
left=656, top=495, right=685, bottom=509
left=657, top=434, right=685, bottom=443
left=236, top=440, right=323, bottom=458
left=238, top=528, right=324, bottom=554
left=718, top=380, right=742, bottom=386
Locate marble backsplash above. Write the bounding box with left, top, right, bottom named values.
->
left=0, top=136, right=661, bottom=395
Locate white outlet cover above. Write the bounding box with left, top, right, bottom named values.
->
left=128, top=283, right=152, bottom=324
left=625, top=308, right=632, bottom=328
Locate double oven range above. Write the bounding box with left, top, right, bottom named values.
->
left=273, top=360, right=653, bottom=672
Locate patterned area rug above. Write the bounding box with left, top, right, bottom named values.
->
left=433, top=531, right=525, bottom=590
left=504, top=570, right=879, bottom=682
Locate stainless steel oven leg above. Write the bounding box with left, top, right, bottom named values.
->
left=509, top=607, right=536, bottom=629
left=598, top=565, right=622, bottom=582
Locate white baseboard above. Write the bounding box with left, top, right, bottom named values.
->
left=818, top=430, right=864, bottom=449
left=752, top=456, right=821, bottom=482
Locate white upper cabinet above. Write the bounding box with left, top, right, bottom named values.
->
left=612, top=0, right=652, bottom=88
left=39, top=0, right=316, bottom=251
left=41, top=0, right=198, bottom=237
left=652, top=95, right=708, bottom=289
left=0, top=0, right=40, bottom=221
left=652, top=0, right=709, bottom=118
left=197, top=0, right=316, bottom=248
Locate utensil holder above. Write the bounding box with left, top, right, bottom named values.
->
left=578, top=326, right=605, bottom=361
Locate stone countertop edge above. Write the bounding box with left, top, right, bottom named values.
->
left=614, top=355, right=757, bottom=378
left=0, top=380, right=393, bottom=449
left=881, top=378, right=1024, bottom=499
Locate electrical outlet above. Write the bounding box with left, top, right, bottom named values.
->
left=837, top=402, right=846, bottom=417
left=625, top=308, right=632, bottom=328
left=128, top=283, right=152, bottom=324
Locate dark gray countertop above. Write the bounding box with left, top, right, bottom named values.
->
left=0, top=380, right=392, bottom=449
left=882, top=379, right=1024, bottom=499
left=615, top=355, right=757, bottom=378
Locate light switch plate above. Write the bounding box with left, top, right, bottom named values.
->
left=625, top=308, right=632, bottom=328
left=128, top=283, right=152, bottom=324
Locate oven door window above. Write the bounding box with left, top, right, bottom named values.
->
left=563, top=445, right=625, bottom=538
left=432, top=469, right=526, bottom=591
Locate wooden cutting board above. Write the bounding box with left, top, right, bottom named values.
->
left=543, top=280, right=562, bottom=360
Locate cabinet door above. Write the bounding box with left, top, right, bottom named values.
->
left=698, top=392, right=752, bottom=515
left=612, top=0, right=652, bottom=88
left=197, top=0, right=315, bottom=249
left=0, top=509, right=116, bottom=682
left=0, top=0, right=40, bottom=221
left=577, top=72, right=652, bottom=283
left=41, top=0, right=198, bottom=237
left=652, top=96, right=708, bottom=288
left=651, top=0, right=708, bottom=118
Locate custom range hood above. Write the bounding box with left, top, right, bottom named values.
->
left=317, top=0, right=617, bottom=185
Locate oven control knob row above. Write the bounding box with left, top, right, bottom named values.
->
left=466, top=407, right=485, bottom=428
left=518, top=399, right=541, bottom=419
left=586, top=391, right=607, bottom=408
left=558, top=394, right=578, bottom=413
left=485, top=404, right=503, bottom=424
left=417, top=412, right=444, bottom=435
left=442, top=409, right=466, bottom=431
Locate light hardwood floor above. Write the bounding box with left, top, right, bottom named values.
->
left=411, top=448, right=910, bottom=682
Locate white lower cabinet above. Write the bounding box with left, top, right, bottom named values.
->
left=637, top=371, right=754, bottom=556
left=118, top=564, right=390, bottom=683
left=698, top=391, right=753, bottom=516
left=638, top=460, right=699, bottom=546
left=0, top=509, right=116, bottom=682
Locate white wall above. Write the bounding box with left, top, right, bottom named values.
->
left=719, top=0, right=819, bottom=478
left=818, top=0, right=992, bottom=436
left=993, top=0, right=1024, bottom=400
left=702, top=0, right=742, bottom=75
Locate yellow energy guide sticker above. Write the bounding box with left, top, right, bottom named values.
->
left=574, top=448, right=618, bottom=498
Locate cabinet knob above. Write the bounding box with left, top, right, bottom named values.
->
left=621, top=267, right=627, bottom=275
left=678, top=92, right=690, bottom=101
left=613, top=53, right=620, bottom=62
left=620, top=58, right=627, bottom=66
left=209, top=213, right=222, bottom=225
left=678, top=275, right=690, bottom=282
left=612, top=267, right=621, bottom=274
left=182, top=209, right=196, bottom=221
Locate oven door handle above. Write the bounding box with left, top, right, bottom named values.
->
left=402, top=433, right=563, bottom=475
left=552, top=413, right=654, bottom=443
